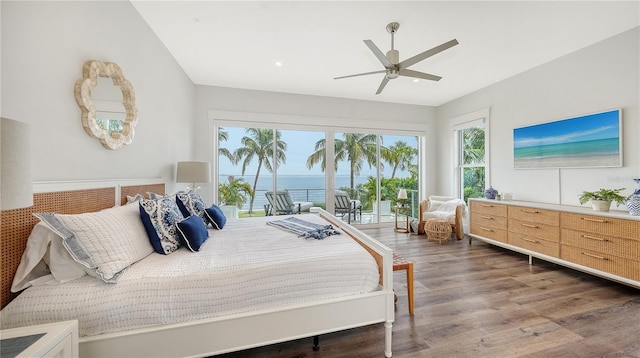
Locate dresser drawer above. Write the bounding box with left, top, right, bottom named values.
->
left=508, top=232, right=559, bottom=257
left=561, top=212, right=639, bottom=240
left=508, top=206, right=559, bottom=226
left=561, top=228, right=639, bottom=261
left=470, top=224, right=508, bottom=243
left=470, top=201, right=507, bottom=217
left=471, top=213, right=507, bottom=231
left=509, top=218, right=560, bottom=242
left=561, top=244, right=640, bottom=281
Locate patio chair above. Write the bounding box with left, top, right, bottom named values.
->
left=335, top=190, right=362, bottom=224
left=264, top=189, right=313, bottom=216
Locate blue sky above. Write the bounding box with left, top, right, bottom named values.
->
left=218, top=127, right=417, bottom=177
left=513, top=109, right=620, bottom=149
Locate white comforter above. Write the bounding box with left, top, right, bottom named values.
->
left=0, top=215, right=379, bottom=337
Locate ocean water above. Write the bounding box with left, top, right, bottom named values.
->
left=219, top=174, right=368, bottom=211
left=514, top=138, right=619, bottom=160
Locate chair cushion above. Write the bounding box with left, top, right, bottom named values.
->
left=295, top=201, right=314, bottom=212
left=422, top=211, right=456, bottom=225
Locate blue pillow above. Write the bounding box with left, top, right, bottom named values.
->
left=176, top=215, right=209, bottom=252
left=139, top=197, right=184, bottom=255
left=204, top=204, right=227, bottom=230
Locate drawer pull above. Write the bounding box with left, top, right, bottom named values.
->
left=479, top=204, right=494, bottom=208
left=521, top=223, right=538, bottom=228
left=581, top=252, right=608, bottom=260
left=480, top=227, right=495, bottom=232
left=581, top=217, right=608, bottom=223
left=520, top=209, right=540, bottom=214
left=582, top=234, right=609, bottom=242
left=479, top=215, right=494, bottom=220
left=521, top=238, right=539, bottom=244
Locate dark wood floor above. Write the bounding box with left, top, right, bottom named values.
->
left=218, top=229, right=640, bottom=358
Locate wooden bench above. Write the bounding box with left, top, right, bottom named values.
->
left=393, top=253, right=414, bottom=315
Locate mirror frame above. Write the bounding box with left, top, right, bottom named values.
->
left=74, top=60, right=138, bottom=150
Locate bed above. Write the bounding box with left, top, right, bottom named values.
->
left=0, top=179, right=394, bottom=357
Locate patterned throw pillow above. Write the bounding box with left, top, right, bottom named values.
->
left=176, top=191, right=208, bottom=224
left=139, top=197, right=184, bottom=255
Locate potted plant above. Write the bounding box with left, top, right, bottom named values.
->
left=578, top=188, right=626, bottom=212
left=218, top=176, right=254, bottom=218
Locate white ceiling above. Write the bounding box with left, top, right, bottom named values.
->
left=131, top=1, right=640, bottom=107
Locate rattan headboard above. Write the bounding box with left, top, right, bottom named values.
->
left=0, top=182, right=165, bottom=309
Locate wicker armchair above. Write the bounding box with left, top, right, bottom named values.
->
left=417, top=195, right=466, bottom=239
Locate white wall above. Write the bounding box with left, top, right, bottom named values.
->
left=1, top=1, right=194, bottom=190
left=436, top=27, right=640, bottom=210
left=193, top=85, right=437, bottom=201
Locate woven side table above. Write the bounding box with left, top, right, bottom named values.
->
left=425, top=218, right=452, bottom=244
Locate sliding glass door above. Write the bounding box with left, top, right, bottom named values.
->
left=214, top=122, right=422, bottom=226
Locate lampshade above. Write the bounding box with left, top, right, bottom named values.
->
left=1, top=117, right=33, bottom=210
left=397, top=189, right=408, bottom=200
left=176, top=161, right=211, bottom=186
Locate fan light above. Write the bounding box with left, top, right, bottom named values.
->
left=386, top=69, right=399, bottom=79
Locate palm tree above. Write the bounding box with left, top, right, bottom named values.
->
left=218, top=127, right=234, bottom=162
left=218, top=175, right=254, bottom=209
left=233, top=128, right=286, bottom=213
left=383, top=140, right=417, bottom=179
left=307, top=133, right=379, bottom=191
left=462, top=127, right=485, bottom=164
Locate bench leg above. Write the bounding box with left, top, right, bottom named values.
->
left=407, top=262, right=414, bottom=315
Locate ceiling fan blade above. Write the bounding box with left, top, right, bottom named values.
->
left=334, top=69, right=386, bottom=80
left=364, top=40, right=393, bottom=68
left=398, top=39, right=459, bottom=71
left=375, top=77, right=390, bottom=95
left=399, top=69, right=442, bottom=81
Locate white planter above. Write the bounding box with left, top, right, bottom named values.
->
left=591, top=200, right=611, bottom=212
left=220, top=205, right=238, bottom=218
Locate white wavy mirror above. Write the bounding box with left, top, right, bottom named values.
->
left=74, top=60, right=138, bottom=150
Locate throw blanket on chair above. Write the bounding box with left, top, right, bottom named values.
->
left=267, top=217, right=341, bottom=240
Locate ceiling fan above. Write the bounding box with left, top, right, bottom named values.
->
left=334, top=22, right=459, bottom=95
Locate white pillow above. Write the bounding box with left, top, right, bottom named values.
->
left=439, top=199, right=463, bottom=213
left=35, top=203, right=154, bottom=283
left=11, top=222, right=88, bottom=292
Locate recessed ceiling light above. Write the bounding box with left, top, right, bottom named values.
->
left=413, top=79, right=419, bottom=83
left=275, top=61, right=283, bottom=67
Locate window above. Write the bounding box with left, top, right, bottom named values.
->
left=212, top=115, right=424, bottom=227
left=452, top=109, right=489, bottom=202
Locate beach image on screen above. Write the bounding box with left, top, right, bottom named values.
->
left=513, top=109, right=621, bottom=169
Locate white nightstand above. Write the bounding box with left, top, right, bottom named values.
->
left=0, top=320, right=78, bottom=358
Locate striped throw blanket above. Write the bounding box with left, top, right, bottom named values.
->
left=267, top=217, right=341, bottom=240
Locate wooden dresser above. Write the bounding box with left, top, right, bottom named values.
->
left=469, top=198, right=640, bottom=288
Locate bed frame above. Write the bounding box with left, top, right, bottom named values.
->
left=0, top=179, right=395, bottom=357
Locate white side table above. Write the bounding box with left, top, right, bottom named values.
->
left=0, top=320, right=78, bottom=358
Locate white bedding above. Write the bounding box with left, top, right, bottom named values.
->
left=0, top=214, right=380, bottom=337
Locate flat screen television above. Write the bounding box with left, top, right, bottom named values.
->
left=513, top=109, right=622, bottom=169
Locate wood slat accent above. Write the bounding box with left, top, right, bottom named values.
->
left=1, top=188, right=115, bottom=309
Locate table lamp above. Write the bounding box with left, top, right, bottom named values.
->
left=397, top=188, right=408, bottom=207
left=176, top=161, right=211, bottom=191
